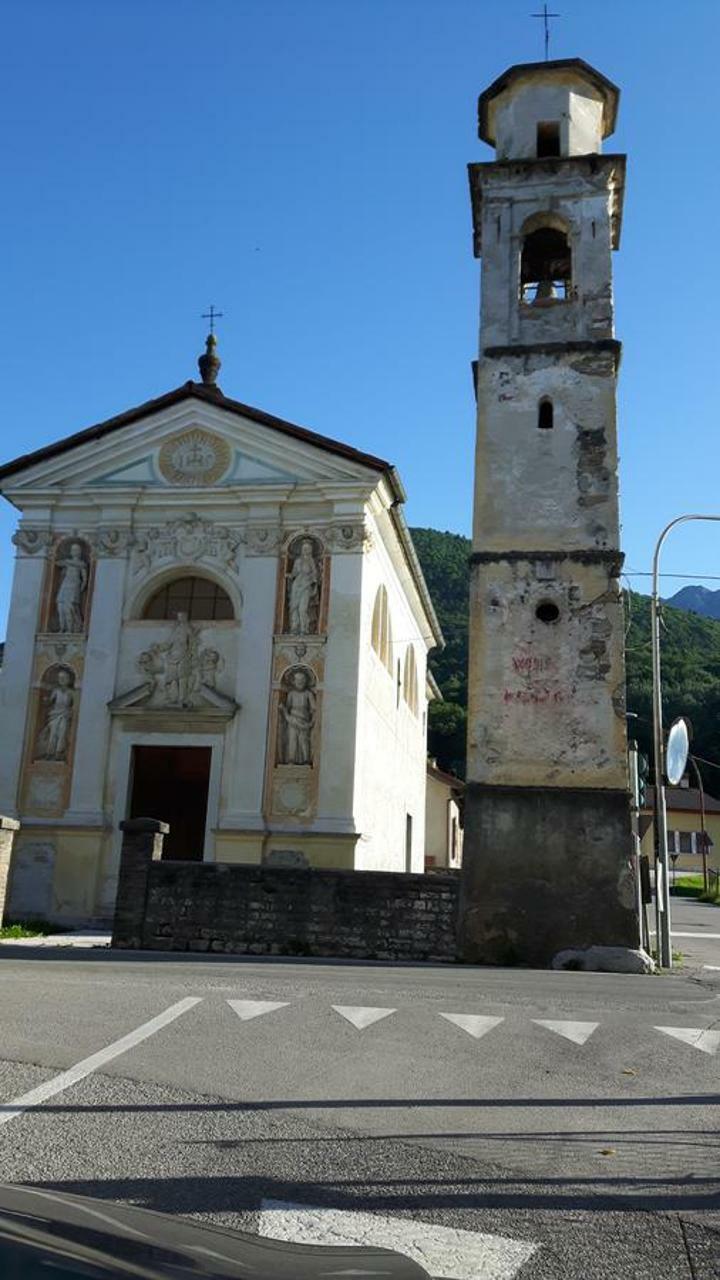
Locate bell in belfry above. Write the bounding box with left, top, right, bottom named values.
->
left=534, top=277, right=557, bottom=303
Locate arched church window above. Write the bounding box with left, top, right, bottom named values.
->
left=538, top=398, right=554, bottom=430
left=403, top=647, right=419, bottom=716
left=371, top=585, right=393, bottom=673
left=143, top=576, right=234, bottom=621
left=520, top=224, right=571, bottom=304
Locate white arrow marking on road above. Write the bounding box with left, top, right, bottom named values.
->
left=533, top=1019, right=598, bottom=1046
left=331, top=1006, right=396, bottom=1030
left=655, top=1025, right=720, bottom=1055
left=439, top=1012, right=504, bottom=1039
left=227, top=999, right=290, bottom=1021
left=259, top=1200, right=537, bottom=1280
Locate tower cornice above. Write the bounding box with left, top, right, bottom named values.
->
left=468, top=153, right=626, bottom=256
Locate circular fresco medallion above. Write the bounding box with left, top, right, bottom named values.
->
left=158, top=429, right=231, bottom=487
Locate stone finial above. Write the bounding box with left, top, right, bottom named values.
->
left=198, top=333, right=221, bottom=387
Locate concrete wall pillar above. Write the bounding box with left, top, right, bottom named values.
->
left=111, top=817, right=167, bottom=949
left=0, top=816, right=21, bottom=926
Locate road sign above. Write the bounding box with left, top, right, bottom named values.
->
left=666, top=717, right=690, bottom=786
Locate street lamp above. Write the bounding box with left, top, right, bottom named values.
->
left=651, top=514, right=720, bottom=968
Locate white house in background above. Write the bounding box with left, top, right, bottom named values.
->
left=0, top=337, right=443, bottom=924
left=425, top=760, right=464, bottom=871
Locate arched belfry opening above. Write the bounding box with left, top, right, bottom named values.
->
left=520, top=223, right=571, bottom=303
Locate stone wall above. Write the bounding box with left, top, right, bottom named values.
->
left=112, top=819, right=459, bottom=961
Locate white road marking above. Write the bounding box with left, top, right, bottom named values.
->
left=0, top=997, right=202, bottom=1128
left=331, top=1006, right=396, bottom=1030
left=655, top=1025, right=720, bottom=1055
left=227, top=999, right=290, bottom=1021
left=703, top=965, right=720, bottom=971
left=650, top=931, right=720, bottom=939
left=439, top=1013, right=504, bottom=1039
left=532, top=1019, right=598, bottom=1045
left=259, top=1199, right=537, bottom=1280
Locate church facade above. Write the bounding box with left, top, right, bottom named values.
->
left=0, top=340, right=442, bottom=924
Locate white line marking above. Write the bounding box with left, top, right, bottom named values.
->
left=655, top=1025, right=720, bottom=1056
left=703, top=965, right=720, bottom=971
left=258, top=1199, right=537, bottom=1280
left=331, top=1006, right=396, bottom=1030
left=532, top=1019, right=598, bottom=1045
left=227, top=999, right=290, bottom=1021
left=650, top=931, right=720, bottom=939
left=0, top=997, right=202, bottom=1127
left=439, top=1013, right=504, bottom=1039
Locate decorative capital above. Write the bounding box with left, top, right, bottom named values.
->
left=12, top=527, right=53, bottom=557
left=92, top=527, right=132, bottom=558
left=245, top=524, right=283, bottom=556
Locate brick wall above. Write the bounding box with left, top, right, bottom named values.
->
left=112, top=822, right=459, bottom=962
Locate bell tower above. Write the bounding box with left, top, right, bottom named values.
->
left=460, top=59, right=638, bottom=965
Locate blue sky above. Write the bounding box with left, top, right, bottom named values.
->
left=1, top=0, right=719, bottom=630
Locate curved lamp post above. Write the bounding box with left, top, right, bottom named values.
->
left=651, top=514, right=720, bottom=968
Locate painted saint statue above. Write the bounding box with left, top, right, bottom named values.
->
left=280, top=670, right=316, bottom=765
left=36, top=669, right=75, bottom=761
left=287, top=540, right=320, bottom=634
left=54, top=542, right=88, bottom=633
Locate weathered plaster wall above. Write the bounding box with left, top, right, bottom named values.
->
left=467, top=552, right=627, bottom=789
left=491, top=75, right=605, bottom=159
left=473, top=350, right=619, bottom=552
left=353, top=506, right=429, bottom=872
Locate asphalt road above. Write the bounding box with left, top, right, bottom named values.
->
left=0, top=943, right=718, bottom=1279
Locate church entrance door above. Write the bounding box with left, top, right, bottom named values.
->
left=129, top=745, right=211, bottom=861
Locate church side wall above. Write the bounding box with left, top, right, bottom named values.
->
left=353, top=517, right=428, bottom=872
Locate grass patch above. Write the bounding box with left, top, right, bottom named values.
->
left=0, top=920, right=67, bottom=939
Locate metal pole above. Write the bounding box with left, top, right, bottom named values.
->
left=628, top=739, right=645, bottom=950
left=688, top=754, right=708, bottom=893
left=651, top=514, right=720, bottom=968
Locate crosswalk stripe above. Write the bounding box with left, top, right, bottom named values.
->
left=533, top=1019, right=598, bottom=1045
left=655, top=1025, right=720, bottom=1055
left=258, top=1199, right=537, bottom=1280
left=439, top=1013, right=504, bottom=1039
left=227, top=999, right=290, bottom=1021
left=331, top=1006, right=396, bottom=1030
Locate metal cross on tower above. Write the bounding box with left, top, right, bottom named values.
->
left=201, top=305, right=224, bottom=334
left=531, top=3, right=560, bottom=60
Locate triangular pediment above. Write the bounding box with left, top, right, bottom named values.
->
left=0, top=383, right=391, bottom=496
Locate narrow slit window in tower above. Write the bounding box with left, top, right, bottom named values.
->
left=536, top=121, right=561, bottom=158
left=538, top=399, right=554, bottom=430
left=520, top=225, right=571, bottom=304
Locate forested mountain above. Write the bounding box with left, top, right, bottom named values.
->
left=666, top=585, right=720, bottom=620
left=411, top=527, right=720, bottom=797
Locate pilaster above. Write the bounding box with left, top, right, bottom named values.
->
left=0, top=536, right=48, bottom=814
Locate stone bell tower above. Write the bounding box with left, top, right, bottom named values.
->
left=459, top=59, right=639, bottom=965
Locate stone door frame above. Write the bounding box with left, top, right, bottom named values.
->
left=110, top=730, right=224, bottom=872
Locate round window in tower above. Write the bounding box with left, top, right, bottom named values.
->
left=535, top=600, right=560, bottom=625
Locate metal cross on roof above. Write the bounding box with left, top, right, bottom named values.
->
left=201, top=305, right=224, bottom=335
left=531, top=3, right=560, bottom=60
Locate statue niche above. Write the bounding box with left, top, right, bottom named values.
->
left=283, top=536, right=323, bottom=636
left=49, top=538, right=91, bottom=634
left=34, top=665, right=76, bottom=762
left=277, top=666, right=316, bottom=766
